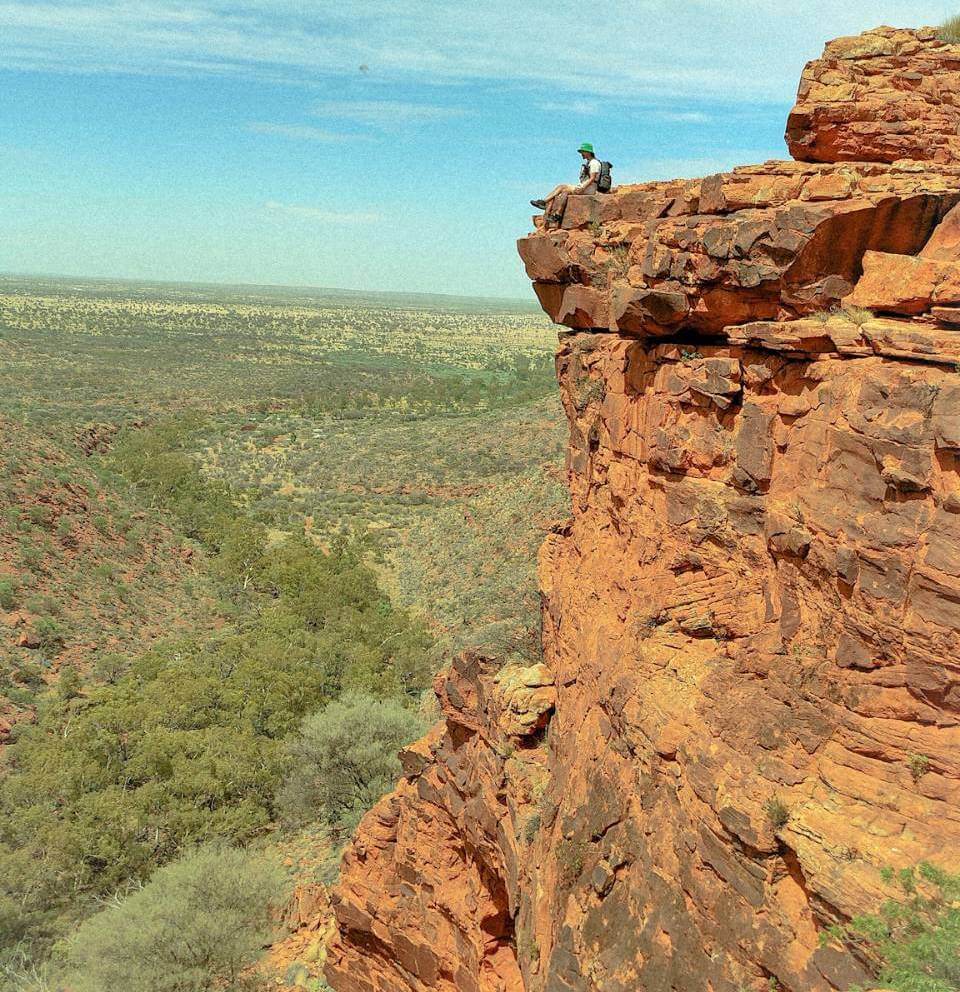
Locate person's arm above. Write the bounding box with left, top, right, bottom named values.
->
left=574, top=159, right=600, bottom=192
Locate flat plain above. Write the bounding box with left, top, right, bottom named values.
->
left=0, top=274, right=568, bottom=663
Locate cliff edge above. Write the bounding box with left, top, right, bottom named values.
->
left=327, top=26, right=960, bottom=992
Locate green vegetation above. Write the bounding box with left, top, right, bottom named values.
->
left=763, top=796, right=790, bottom=830
left=909, top=753, right=932, bottom=784
left=281, top=693, right=426, bottom=835
left=822, top=863, right=960, bottom=992
left=573, top=375, right=606, bottom=412
left=0, top=421, right=431, bottom=959
left=389, top=464, right=566, bottom=665
left=602, top=244, right=631, bottom=284
left=557, top=838, right=585, bottom=889
left=0, top=277, right=553, bottom=426
left=938, top=16, right=960, bottom=43
left=58, top=845, right=288, bottom=992
left=523, top=812, right=542, bottom=844
left=0, top=277, right=566, bottom=985
left=0, top=580, right=17, bottom=610
left=0, top=417, right=211, bottom=699
left=811, top=303, right=874, bottom=327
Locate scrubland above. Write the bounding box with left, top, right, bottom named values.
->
left=0, top=276, right=567, bottom=990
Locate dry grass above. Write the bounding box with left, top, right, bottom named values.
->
left=938, top=15, right=960, bottom=43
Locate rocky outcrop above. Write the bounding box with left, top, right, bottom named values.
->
left=328, top=26, right=960, bottom=992
left=326, top=653, right=550, bottom=992
left=787, top=27, right=960, bottom=165
left=515, top=161, right=960, bottom=337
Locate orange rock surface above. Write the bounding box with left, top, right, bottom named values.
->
left=786, top=27, right=960, bottom=165
left=327, top=27, right=960, bottom=992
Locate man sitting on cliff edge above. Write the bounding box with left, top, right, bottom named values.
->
left=531, top=142, right=602, bottom=229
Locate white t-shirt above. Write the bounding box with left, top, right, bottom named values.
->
left=580, top=157, right=601, bottom=188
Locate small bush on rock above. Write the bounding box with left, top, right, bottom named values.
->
left=908, top=753, right=931, bottom=784
left=524, top=813, right=541, bottom=844
left=557, top=839, right=585, bottom=889
left=280, top=692, right=426, bottom=835
left=764, top=796, right=790, bottom=831
left=57, top=844, right=288, bottom=992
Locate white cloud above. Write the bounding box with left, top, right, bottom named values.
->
left=263, top=200, right=381, bottom=224
left=311, top=100, right=468, bottom=126
left=657, top=110, right=712, bottom=124
left=536, top=99, right=600, bottom=115
left=0, top=1, right=954, bottom=102
left=247, top=122, right=368, bottom=142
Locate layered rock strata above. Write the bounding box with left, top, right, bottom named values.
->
left=786, top=27, right=960, bottom=165
left=328, top=26, right=960, bottom=992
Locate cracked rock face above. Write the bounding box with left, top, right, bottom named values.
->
left=327, top=27, right=960, bottom=992
left=786, top=27, right=960, bottom=165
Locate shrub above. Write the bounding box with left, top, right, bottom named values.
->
left=280, top=692, right=426, bottom=834
left=91, top=651, right=128, bottom=684
left=908, top=753, right=931, bottom=784
left=57, top=845, right=288, bottom=992
left=602, top=245, right=631, bottom=284
left=557, top=839, right=585, bottom=889
left=523, top=813, right=541, bottom=844
left=764, top=796, right=790, bottom=831
left=0, top=579, right=18, bottom=610
left=33, top=617, right=66, bottom=653
left=832, top=303, right=874, bottom=327
left=56, top=666, right=81, bottom=701
left=823, top=863, right=960, bottom=992
left=570, top=372, right=605, bottom=413
left=938, top=16, right=960, bottom=43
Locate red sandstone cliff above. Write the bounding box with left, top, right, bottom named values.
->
left=327, top=27, right=960, bottom=992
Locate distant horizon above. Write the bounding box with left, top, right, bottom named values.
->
left=0, top=269, right=541, bottom=308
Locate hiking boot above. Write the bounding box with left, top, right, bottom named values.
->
left=530, top=199, right=547, bottom=209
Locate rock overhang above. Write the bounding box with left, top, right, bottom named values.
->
left=517, top=161, right=960, bottom=340
left=519, top=26, right=960, bottom=345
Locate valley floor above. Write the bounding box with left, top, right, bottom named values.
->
left=0, top=276, right=568, bottom=990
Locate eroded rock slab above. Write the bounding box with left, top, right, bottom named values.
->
left=517, top=161, right=960, bottom=336
left=787, top=26, right=960, bottom=165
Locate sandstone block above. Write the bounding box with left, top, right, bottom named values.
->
left=786, top=27, right=960, bottom=164
left=847, top=251, right=939, bottom=315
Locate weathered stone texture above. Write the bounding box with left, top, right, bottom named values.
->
left=516, top=161, right=960, bottom=336
left=327, top=26, right=960, bottom=992
left=787, top=27, right=960, bottom=165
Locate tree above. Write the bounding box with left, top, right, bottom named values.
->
left=824, top=863, right=960, bottom=992
left=280, top=692, right=426, bottom=834
left=57, top=845, right=288, bottom=992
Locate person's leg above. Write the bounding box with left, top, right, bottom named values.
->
left=532, top=183, right=568, bottom=210
left=545, top=186, right=571, bottom=228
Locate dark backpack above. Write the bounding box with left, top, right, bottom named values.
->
left=597, top=161, right=613, bottom=193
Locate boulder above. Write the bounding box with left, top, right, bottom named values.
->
left=786, top=26, right=960, bottom=164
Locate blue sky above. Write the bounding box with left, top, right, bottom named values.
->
left=0, top=0, right=954, bottom=298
